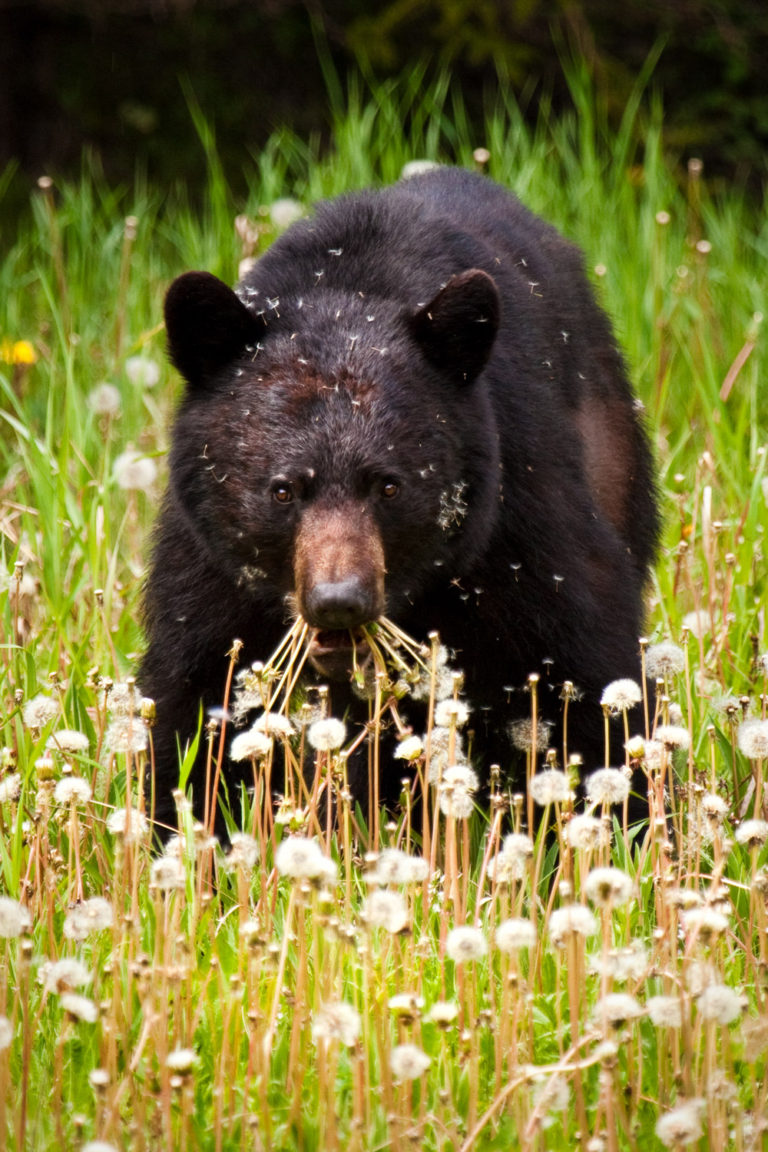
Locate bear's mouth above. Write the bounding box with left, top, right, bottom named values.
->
left=308, top=627, right=371, bottom=682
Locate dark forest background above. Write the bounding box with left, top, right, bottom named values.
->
left=1, top=0, right=766, bottom=198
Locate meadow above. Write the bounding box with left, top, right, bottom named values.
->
left=0, top=70, right=767, bottom=1150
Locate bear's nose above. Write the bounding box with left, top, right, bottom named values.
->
left=303, top=579, right=375, bottom=630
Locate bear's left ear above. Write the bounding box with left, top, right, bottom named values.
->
left=408, top=268, right=500, bottom=384
left=164, top=271, right=265, bottom=388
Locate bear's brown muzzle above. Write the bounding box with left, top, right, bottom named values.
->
left=294, top=504, right=385, bottom=632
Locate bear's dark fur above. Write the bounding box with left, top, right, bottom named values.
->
left=141, top=167, right=658, bottom=832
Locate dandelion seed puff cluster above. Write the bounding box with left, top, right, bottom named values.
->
left=438, top=763, right=478, bottom=818
left=389, top=1043, right=430, bottom=1080
left=584, top=867, right=634, bottom=907
left=655, top=1099, right=705, bottom=1147
left=734, top=818, right=768, bottom=848
left=63, top=897, right=113, bottom=940
left=644, top=641, right=685, bottom=680
left=0, top=773, right=21, bottom=804
left=0, top=1017, right=12, bottom=1051
left=106, top=807, right=149, bottom=840
left=46, top=729, right=89, bottom=755
left=600, top=678, right=643, bottom=713
left=312, top=1001, right=361, bottom=1047
left=230, top=726, right=273, bottom=761
left=275, top=836, right=337, bottom=884
left=585, top=768, right=630, bottom=807
left=564, top=814, right=610, bottom=851
left=22, top=693, right=59, bottom=730
left=529, top=768, right=573, bottom=807
left=446, top=924, right=487, bottom=963
left=363, top=890, right=408, bottom=934
left=394, top=734, right=423, bottom=760
left=368, top=847, right=429, bottom=886
left=496, top=918, right=536, bottom=953
left=548, top=904, right=598, bottom=947
left=53, top=776, right=92, bottom=806
left=737, top=718, right=768, bottom=759
left=307, top=717, right=346, bottom=751
left=0, top=896, right=31, bottom=938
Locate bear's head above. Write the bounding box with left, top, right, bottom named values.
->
left=163, top=267, right=501, bottom=678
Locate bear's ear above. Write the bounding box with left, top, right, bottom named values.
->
left=409, top=268, right=500, bottom=384
left=164, top=271, right=265, bottom=387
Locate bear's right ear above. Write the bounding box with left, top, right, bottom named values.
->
left=164, top=271, right=265, bottom=388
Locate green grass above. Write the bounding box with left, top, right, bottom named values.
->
left=0, top=70, right=767, bottom=1151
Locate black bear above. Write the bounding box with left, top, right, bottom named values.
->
left=141, top=167, right=658, bottom=832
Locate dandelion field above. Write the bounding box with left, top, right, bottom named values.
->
left=1, top=74, right=768, bottom=1150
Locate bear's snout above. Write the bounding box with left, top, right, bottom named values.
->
left=303, top=578, right=377, bottom=630
left=294, top=504, right=386, bottom=632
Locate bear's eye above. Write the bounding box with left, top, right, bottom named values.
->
left=380, top=479, right=400, bottom=500
left=271, top=482, right=294, bottom=504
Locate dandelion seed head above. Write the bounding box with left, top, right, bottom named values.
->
left=53, top=776, right=92, bottom=806
left=362, top=890, right=409, bottom=934
left=425, top=1000, right=459, bottom=1026
left=46, top=729, right=89, bottom=754
left=0, top=773, right=21, bottom=804
left=22, top=693, right=59, bottom=730
left=88, top=382, right=121, bottom=417
left=0, top=1017, right=12, bottom=1051
left=252, top=711, right=294, bottom=738
left=275, top=836, right=336, bottom=883
left=532, top=1074, right=570, bottom=1113
left=312, top=1001, right=361, bottom=1047
left=625, top=734, right=647, bottom=759
left=166, top=1048, right=198, bottom=1072
left=588, top=940, right=648, bottom=982
left=63, top=897, right=113, bottom=940
left=446, top=924, right=487, bottom=963
left=307, top=717, right=346, bottom=751
left=655, top=1100, right=705, bottom=1147
left=389, top=1042, right=430, bottom=1080
left=425, top=726, right=464, bottom=783
left=368, top=847, right=429, bottom=885
left=230, top=727, right=273, bottom=761
left=600, top=679, right=643, bottom=713
left=530, top=769, right=573, bottom=807
left=113, top=448, right=157, bottom=491
left=682, top=609, right=709, bottom=638
left=82, top=1142, right=119, bottom=1152
left=548, top=904, right=598, bottom=947
left=734, top=818, right=768, bottom=848
left=701, top=793, right=729, bottom=820
left=593, top=992, right=644, bottom=1028
left=0, top=896, right=31, bottom=938
left=564, top=814, right=610, bottom=851
left=151, top=856, right=186, bottom=891
left=646, top=995, right=683, bottom=1029
left=680, top=906, right=729, bottom=941
left=584, top=867, right=634, bottom=907
left=60, top=992, right=98, bottom=1022
left=438, top=763, right=477, bottom=818
left=585, top=768, right=630, bottom=807
left=737, top=718, right=768, bottom=759
left=226, top=833, right=259, bottom=870
left=42, top=957, right=92, bottom=993
left=508, top=716, right=553, bottom=751
left=269, top=197, right=304, bottom=230
left=388, top=992, right=425, bottom=1018
left=645, top=641, right=685, bottom=680
left=495, top=917, right=536, bottom=953
left=105, top=717, right=148, bottom=754
left=502, top=832, right=535, bottom=863
left=105, top=807, right=149, bottom=840
left=394, top=735, right=423, bottom=760
left=696, top=983, right=744, bottom=1024
left=433, top=698, right=470, bottom=728
left=124, top=355, right=160, bottom=388
left=654, top=724, right=690, bottom=750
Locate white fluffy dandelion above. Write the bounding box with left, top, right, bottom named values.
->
left=63, top=897, right=113, bottom=940
left=734, top=818, right=768, bottom=849
left=548, top=904, right=598, bottom=948
left=0, top=1017, right=12, bottom=1051
left=585, top=768, right=630, bottom=807
left=88, top=382, right=121, bottom=417
left=22, top=693, right=59, bottom=730
left=46, top=729, right=89, bottom=755
left=53, top=776, right=92, bottom=806
left=275, top=836, right=336, bottom=883
left=0, top=897, right=31, bottom=938
left=124, top=355, right=161, bottom=388
left=394, top=734, right=423, bottom=760
left=362, top=890, right=409, bottom=934
left=495, top=918, right=536, bottom=953
left=433, top=698, right=470, bottom=728
left=584, top=867, right=634, bottom=907
left=655, top=1100, right=705, bottom=1146
left=644, top=641, right=685, bottom=680
left=113, top=448, right=157, bottom=492
left=646, top=995, right=683, bottom=1029
left=438, top=763, right=478, bottom=819
left=530, top=769, right=573, bottom=807
left=307, top=717, right=347, bottom=751
left=600, top=679, right=643, bottom=713
left=151, top=856, right=186, bottom=891
left=166, top=1048, right=198, bottom=1072
left=60, top=993, right=99, bottom=1023
left=564, top=814, right=610, bottom=851
left=446, top=924, right=487, bottom=964
left=312, top=1001, right=361, bottom=1047
left=106, top=807, right=149, bottom=840
left=593, top=992, right=644, bottom=1028
left=368, top=848, right=429, bottom=886
left=104, top=717, right=148, bottom=755
left=0, top=774, right=21, bottom=804
left=43, top=957, right=92, bottom=993
left=737, top=718, right=768, bottom=759
left=230, top=727, right=273, bottom=761
left=226, top=833, right=259, bottom=870
left=696, top=984, right=743, bottom=1025
left=654, top=724, right=690, bottom=750
left=252, top=711, right=294, bottom=738
left=389, top=1042, right=430, bottom=1080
